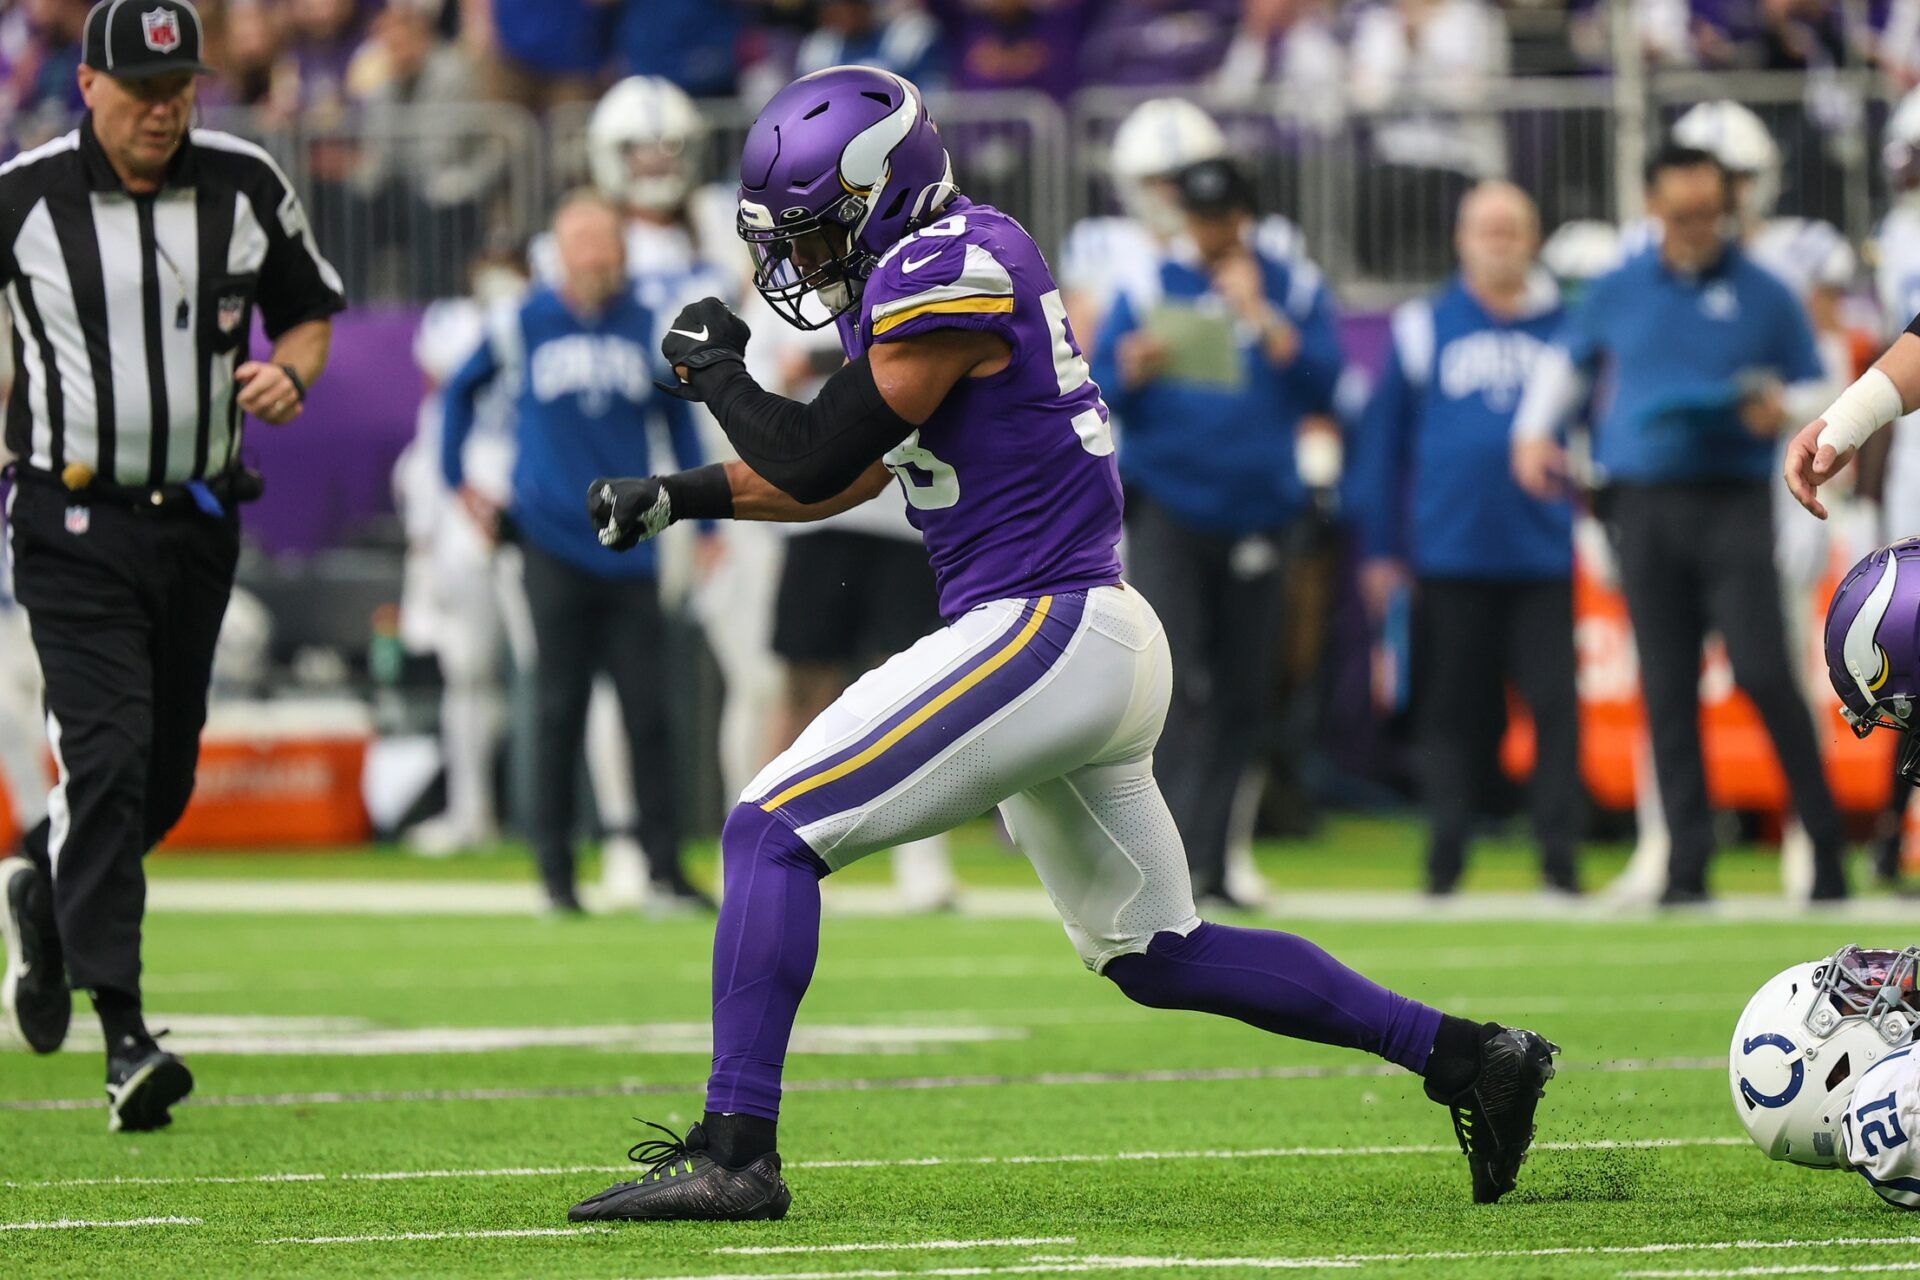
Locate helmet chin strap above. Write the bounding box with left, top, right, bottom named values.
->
left=1898, top=727, right=1920, bottom=785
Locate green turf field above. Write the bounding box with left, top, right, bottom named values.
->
left=4, top=818, right=1916, bottom=1279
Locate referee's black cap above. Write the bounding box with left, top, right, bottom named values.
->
left=84, top=0, right=211, bottom=81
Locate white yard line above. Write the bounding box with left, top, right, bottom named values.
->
left=712, top=1238, right=1079, bottom=1257
left=259, top=1225, right=616, bottom=1244
left=146, top=878, right=1920, bottom=922
left=55, top=1017, right=1022, bottom=1058
left=637, top=1266, right=1342, bottom=1280
left=0, top=1054, right=1729, bottom=1116
left=633, top=1269, right=1118, bottom=1280
left=1025, top=1238, right=1920, bottom=1268
left=5, top=1135, right=1747, bottom=1192
left=1624, top=1267, right=1920, bottom=1277
left=0, top=1216, right=201, bottom=1231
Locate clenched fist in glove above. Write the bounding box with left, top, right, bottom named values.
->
left=588, top=476, right=673, bottom=551
left=587, top=464, right=735, bottom=552
left=658, top=297, right=753, bottom=400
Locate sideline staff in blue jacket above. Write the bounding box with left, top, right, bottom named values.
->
left=442, top=192, right=709, bottom=913
left=1093, top=157, right=1343, bottom=908
left=1512, top=145, right=1848, bottom=903
left=1349, top=182, right=1580, bottom=897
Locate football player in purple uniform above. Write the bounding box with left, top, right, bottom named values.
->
left=573, top=65, right=1558, bottom=1223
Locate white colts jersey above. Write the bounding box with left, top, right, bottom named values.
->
left=1876, top=205, right=1920, bottom=526
left=1749, top=217, right=1856, bottom=301
left=1842, top=1041, right=1920, bottom=1209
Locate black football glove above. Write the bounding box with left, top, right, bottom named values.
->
left=658, top=297, right=752, bottom=401
left=587, top=476, right=674, bottom=552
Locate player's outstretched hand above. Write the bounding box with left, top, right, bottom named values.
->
left=658, top=298, right=752, bottom=400
left=1784, top=417, right=1855, bottom=521
left=588, top=476, right=672, bottom=551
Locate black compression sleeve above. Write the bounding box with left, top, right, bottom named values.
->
left=687, top=355, right=915, bottom=505
left=660, top=463, right=735, bottom=521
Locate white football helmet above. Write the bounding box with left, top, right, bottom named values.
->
left=1731, top=947, right=1920, bottom=1167
left=1540, top=220, right=1622, bottom=289
left=1110, top=98, right=1228, bottom=237
left=1672, top=100, right=1781, bottom=223
left=587, top=76, right=706, bottom=214
left=1887, top=87, right=1920, bottom=198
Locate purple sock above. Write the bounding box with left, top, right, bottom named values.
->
left=1104, top=922, right=1444, bottom=1074
left=705, top=804, right=828, bottom=1121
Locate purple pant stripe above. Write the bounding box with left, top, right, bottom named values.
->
left=763, top=591, right=1089, bottom=830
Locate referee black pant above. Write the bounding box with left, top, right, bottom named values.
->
left=7, top=480, right=236, bottom=998
left=1607, top=481, right=1845, bottom=894
left=1414, top=577, right=1580, bottom=893
left=1124, top=496, right=1287, bottom=901
left=519, top=542, right=681, bottom=903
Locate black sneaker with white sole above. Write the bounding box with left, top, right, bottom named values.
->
left=106, top=1036, right=193, bottom=1133
left=0, top=856, right=69, bottom=1053
left=568, top=1121, right=790, bottom=1222
left=1427, top=1025, right=1559, bottom=1204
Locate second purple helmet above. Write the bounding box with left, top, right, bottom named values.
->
left=1827, top=536, right=1920, bottom=779
left=736, top=65, right=958, bottom=329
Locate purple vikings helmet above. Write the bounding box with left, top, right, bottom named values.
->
left=1827, top=537, right=1920, bottom=781
left=737, top=65, right=958, bottom=329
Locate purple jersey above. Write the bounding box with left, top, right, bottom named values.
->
left=835, top=198, right=1124, bottom=619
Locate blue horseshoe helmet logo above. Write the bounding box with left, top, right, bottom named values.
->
left=1739, top=1032, right=1806, bottom=1109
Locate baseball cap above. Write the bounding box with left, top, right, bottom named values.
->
left=84, top=0, right=211, bottom=80
left=1175, top=158, right=1255, bottom=218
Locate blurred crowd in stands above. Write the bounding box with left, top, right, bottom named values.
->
left=15, top=0, right=1920, bottom=158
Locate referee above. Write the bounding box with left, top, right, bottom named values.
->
left=0, top=0, right=343, bottom=1132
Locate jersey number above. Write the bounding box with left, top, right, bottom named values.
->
left=1857, top=1092, right=1911, bottom=1156
left=1040, top=288, right=1113, bottom=457
left=885, top=431, right=960, bottom=511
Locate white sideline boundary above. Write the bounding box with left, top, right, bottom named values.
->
left=260, top=1225, right=616, bottom=1244
left=143, top=878, right=1920, bottom=922
left=1626, top=1267, right=1920, bottom=1277
left=0, top=1216, right=201, bottom=1231
left=0, top=1054, right=1725, bottom=1115
left=715, top=1238, right=1080, bottom=1257
left=6, top=1135, right=1746, bottom=1192
left=625, top=1240, right=1920, bottom=1280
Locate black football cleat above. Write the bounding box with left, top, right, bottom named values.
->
left=1429, top=1025, right=1558, bottom=1204
left=106, top=1037, right=193, bottom=1133
left=1, top=856, right=70, bottom=1054
left=569, top=1120, right=790, bottom=1222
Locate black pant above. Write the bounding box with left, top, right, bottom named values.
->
left=519, top=543, right=681, bottom=901
left=7, top=482, right=237, bottom=995
left=1607, top=481, right=1844, bottom=893
left=1414, top=577, right=1580, bottom=892
left=1124, top=497, right=1286, bottom=899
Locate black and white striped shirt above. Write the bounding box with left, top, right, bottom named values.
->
left=0, top=117, right=345, bottom=488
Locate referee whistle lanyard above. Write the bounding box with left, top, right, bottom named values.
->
left=153, top=237, right=190, bottom=330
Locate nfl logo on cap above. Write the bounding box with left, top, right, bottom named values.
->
left=141, top=7, right=180, bottom=53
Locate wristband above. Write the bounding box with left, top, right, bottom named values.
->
left=278, top=363, right=307, bottom=403
left=660, top=463, right=735, bottom=521
left=1816, top=368, right=1903, bottom=456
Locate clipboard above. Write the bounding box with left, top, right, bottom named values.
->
left=1143, top=303, right=1244, bottom=391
